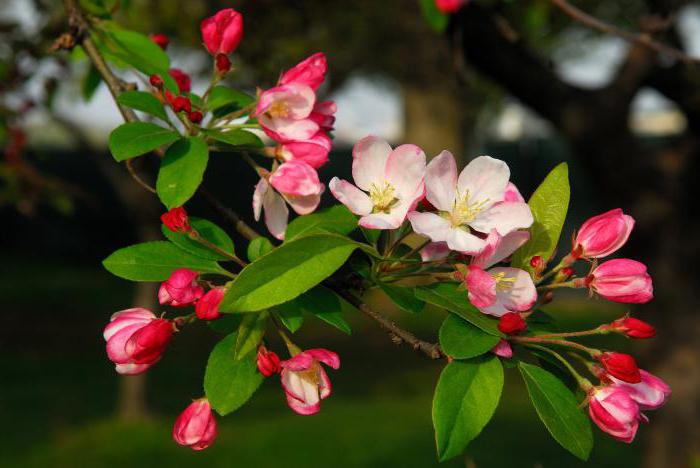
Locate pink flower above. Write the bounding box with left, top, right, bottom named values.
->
left=609, top=370, right=671, bottom=410
left=598, top=352, right=642, bottom=383
left=256, top=84, right=319, bottom=142
left=408, top=151, right=533, bottom=254
left=498, top=312, right=527, bottom=334
left=158, top=269, right=204, bottom=307
left=310, top=100, right=337, bottom=132
left=161, top=207, right=191, bottom=233
left=330, top=136, right=426, bottom=230
left=589, top=386, right=644, bottom=443
left=173, top=398, right=218, bottom=451
left=277, top=133, right=332, bottom=169
left=280, top=348, right=340, bottom=415
left=491, top=339, right=513, bottom=358
left=573, top=209, right=635, bottom=259
left=195, top=287, right=225, bottom=321
left=168, top=69, right=191, bottom=93
left=420, top=242, right=451, bottom=262
left=435, top=0, right=466, bottom=14
left=269, top=161, right=324, bottom=215
left=279, top=52, right=328, bottom=91
left=585, top=259, right=653, bottom=304
left=503, top=182, right=525, bottom=203
left=253, top=177, right=289, bottom=240
left=608, top=316, right=655, bottom=339
left=103, top=308, right=174, bottom=375
left=257, top=346, right=281, bottom=377
left=463, top=230, right=536, bottom=316
left=200, top=8, right=243, bottom=56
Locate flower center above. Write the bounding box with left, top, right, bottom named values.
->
left=492, top=271, right=516, bottom=291
left=267, top=100, right=290, bottom=118
left=369, top=181, right=399, bottom=213
left=448, top=190, right=489, bottom=227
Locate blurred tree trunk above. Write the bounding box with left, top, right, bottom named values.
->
left=452, top=4, right=700, bottom=465
left=402, top=85, right=463, bottom=157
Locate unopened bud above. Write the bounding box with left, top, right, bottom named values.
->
left=149, top=74, right=164, bottom=88
left=530, top=255, right=545, bottom=273
left=257, top=346, right=281, bottom=377
left=554, top=267, right=574, bottom=283
left=215, top=53, right=231, bottom=75
left=498, top=312, right=527, bottom=335
left=161, top=207, right=191, bottom=233
left=188, top=111, right=203, bottom=124
left=597, top=352, right=641, bottom=383
left=173, top=96, right=192, bottom=113
left=150, top=33, right=169, bottom=50
left=609, top=316, right=655, bottom=339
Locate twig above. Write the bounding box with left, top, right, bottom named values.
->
left=550, top=0, right=699, bottom=65
left=198, top=188, right=261, bottom=241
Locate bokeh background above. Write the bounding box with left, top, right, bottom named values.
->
left=2, top=1, right=700, bottom=467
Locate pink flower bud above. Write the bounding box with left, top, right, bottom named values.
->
left=491, top=339, right=513, bottom=358
left=172, top=96, right=192, bottom=114
left=609, top=369, right=671, bottom=410
left=159, top=269, right=204, bottom=307
left=280, top=348, right=340, bottom=415
left=588, top=259, right=653, bottom=304
left=498, top=312, right=527, bottom=334
left=150, top=33, right=169, bottom=50
left=609, top=316, right=655, bottom=339
left=188, top=111, right=203, bottom=124
left=279, top=52, right=328, bottom=91
left=574, top=208, right=634, bottom=259
left=598, top=352, right=642, bottom=383
left=269, top=161, right=324, bottom=215
left=257, top=346, right=281, bottom=377
left=161, top=207, right=191, bottom=233
left=530, top=255, right=544, bottom=272
left=200, top=8, right=243, bottom=56
left=277, top=133, right=332, bottom=169
left=588, top=386, right=642, bottom=443
left=149, top=74, right=164, bottom=88
left=168, top=68, right=191, bottom=94
left=195, top=287, right=225, bottom=321
left=215, top=53, right=231, bottom=75
left=173, top=398, right=218, bottom=451
left=435, top=0, right=466, bottom=13
left=103, top=308, right=174, bottom=375
left=309, top=100, right=337, bottom=132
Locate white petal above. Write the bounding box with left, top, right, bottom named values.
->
left=476, top=230, right=531, bottom=269
left=407, top=212, right=451, bottom=242
left=425, top=150, right=457, bottom=211
left=470, top=201, right=534, bottom=236
left=446, top=228, right=486, bottom=254
left=385, top=144, right=426, bottom=199
left=457, top=156, right=509, bottom=207
left=329, top=177, right=372, bottom=215
left=263, top=187, right=289, bottom=240
left=482, top=267, right=537, bottom=316
left=351, top=136, right=392, bottom=191
left=252, top=178, right=268, bottom=221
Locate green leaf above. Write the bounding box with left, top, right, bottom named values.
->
left=162, top=217, right=234, bottom=261
left=415, top=283, right=503, bottom=337
left=518, top=362, right=593, bottom=460
left=102, top=241, right=224, bottom=281
left=108, top=122, right=179, bottom=162
left=208, top=314, right=243, bottom=334
left=247, top=237, right=274, bottom=262
left=361, top=227, right=381, bottom=245
left=295, top=286, right=351, bottom=334
left=117, top=91, right=169, bottom=122
left=379, top=284, right=425, bottom=314
left=207, top=86, right=255, bottom=114
left=418, top=0, right=449, bottom=33
left=202, top=128, right=263, bottom=148
left=220, top=235, right=358, bottom=313
left=433, top=357, right=504, bottom=461
left=285, top=204, right=358, bottom=241
left=156, top=137, right=209, bottom=209
left=81, top=64, right=102, bottom=101
left=235, top=310, right=269, bottom=359
left=511, top=163, right=570, bottom=273
left=439, top=314, right=500, bottom=359
left=100, top=26, right=170, bottom=76
left=204, top=333, right=264, bottom=415
left=272, top=303, right=304, bottom=333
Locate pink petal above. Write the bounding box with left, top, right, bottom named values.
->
left=284, top=191, right=323, bottom=216
left=252, top=178, right=267, bottom=221
left=115, top=362, right=153, bottom=375
left=263, top=186, right=289, bottom=240
left=470, top=201, right=534, bottom=236
left=457, top=156, right=510, bottom=208
left=260, top=116, right=320, bottom=142
left=425, top=150, right=458, bottom=211
left=329, top=177, right=373, bottom=215
left=270, top=161, right=323, bottom=197
left=420, top=242, right=451, bottom=262
left=446, top=227, right=486, bottom=254
left=503, top=182, right=525, bottom=203
left=351, top=136, right=392, bottom=191
left=285, top=391, right=321, bottom=415
left=466, top=265, right=497, bottom=308
left=408, top=212, right=451, bottom=243
left=305, top=348, right=340, bottom=369
left=479, top=267, right=537, bottom=316
left=384, top=144, right=426, bottom=199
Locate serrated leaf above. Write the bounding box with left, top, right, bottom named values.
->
left=247, top=237, right=274, bottom=262
left=108, top=122, right=179, bottom=161
left=511, top=163, right=570, bottom=273
left=379, top=283, right=425, bottom=314
left=204, top=333, right=264, bottom=415
left=519, top=362, right=593, bottom=460
left=220, top=235, right=358, bottom=313
left=156, top=137, right=209, bottom=209
left=202, top=128, right=263, bottom=148
left=235, top=310, right=268, bottom=359
left=117, top=91, right=169, bottom=122
left=285, top=204, right=358, bottom=241
left=433, top=357, right=504, bottom=461
left=102, top=241, right=224, bottom=281
left=439, top=314, right=500, bottom=359
left=415, top=283, right=503, bottom=337
left=162, top=217, right=234, bottom=261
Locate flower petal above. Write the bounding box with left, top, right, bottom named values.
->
left=351, top=136, right=392, bottom=191
left=457, top=156, right=510, bottom=207
left=384, top=144, right=426, bottom=199
left=263, top=186, right=289, bottom=240
left=479, top=267, right=537, bottom=316
left=425, top=150, right=457, bottom=211
left=329, top=177, right=373, bottom=215
left=408, top=212, right=451, bottom=242
left=470, top=201, right=533, bottom=236
left=305, top=348, right=340, bottom=369
left=446, top=227, right=486, bottom=254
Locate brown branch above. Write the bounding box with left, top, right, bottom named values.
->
left=198, top=188, right=261, bottom=241
left=550, top=0, right=699, bottom=65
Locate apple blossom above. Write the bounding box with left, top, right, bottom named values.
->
left=269, top=161, right=324, bottom=216
left=280, top=348, right=340, bottom=415
left=491, top=339, right=513, bottom=358
left=277, top=133, right=332, bottom=169
left=608, top=316, right=655, bottom=339
left=195, top=287, right=225, bottom=321
left=257, top=346, right=282, bottom=377
left=503, top=182, right=525, bottom=203
left=279, top=52, right=328, bottom=91
left=200, top=8, right=243, bottom=56
left=256, top=83, right=319, bottom=142
left=582, top=259, right=653, bottom=304
left=103, top=308, right=174, bottom=375
left=161, top=207, right=191, bottom=233
left=158, top=268, right=204, bottom=307
left=588, top=386, right=643, bottom=443
left=253, top=177, right=288, bottom=240
left=310, top=100, right=337, bottom=132
left=572, top=208, right=635, bottom=259
left=598, top=352, right=642, bottom=383
left=330, top=136, right=426, bottom=230
left=408, top=151, right=533, bottom=254
left=609, top=370, right=671, bottom=410
left=173, top=398, right=218, bottom=451
left=420, top=242, right=451, bottom=262
left=498, top=312, right=527, bottom=334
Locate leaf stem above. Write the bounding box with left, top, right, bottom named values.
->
left=523, top=343, right=593, bottom=392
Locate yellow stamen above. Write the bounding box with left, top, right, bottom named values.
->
left=267, top=100, right=290, bottom=118
left=449, top=189, right=490, bottom=227
left=369, top=181, right=398, bottom=213
left=492, top=271, right=517, bottom=291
